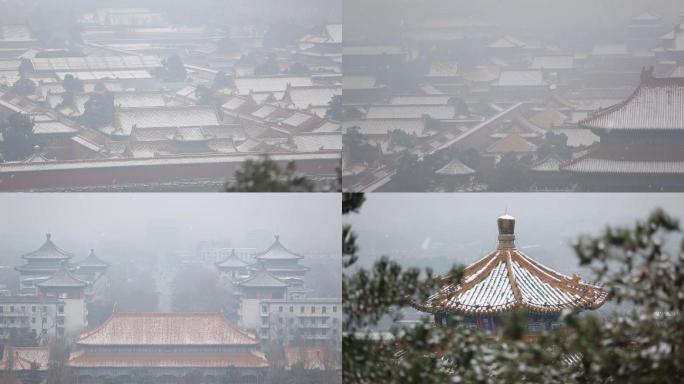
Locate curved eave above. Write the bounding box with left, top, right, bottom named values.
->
left=414, top=248, right=608, bottom=316
left=414, top=296, right=607, bottom=316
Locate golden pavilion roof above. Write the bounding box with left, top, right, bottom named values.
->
left=415, top=215, right=608, bottom=315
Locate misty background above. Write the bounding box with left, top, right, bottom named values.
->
left=345, top=0, right=684, bottom=42
left=0, top=193, right=341, bottom=318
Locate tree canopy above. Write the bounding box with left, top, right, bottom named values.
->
left=1, top=113, right=36, bottom=162
left=224, top=156, right=316, bottom=192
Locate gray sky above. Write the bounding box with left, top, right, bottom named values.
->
left=347, top=193, right=684, bottom=274
left=0, top=193, right=340, bottom=263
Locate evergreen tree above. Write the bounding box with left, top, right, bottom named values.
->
left=224, top=156, right=316, bottom=192
left=1, top=113, right=36, bottom=161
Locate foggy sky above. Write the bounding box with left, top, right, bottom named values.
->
left=347, top=193, right=684, bottom=275
left=344, top=0, right=684, bottom=41
left=0, top=193, right=340, bottom=264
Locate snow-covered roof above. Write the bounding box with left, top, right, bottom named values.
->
left=76, top=312, right=257, bottom=346
left=342, top=75, right=378, bottom=90
left=435, top=158, right=476, bottom=176
left=579, top=75, right=684, bottom=131
left=486, top=134, right=537, bottom=154
left=563, top=158, right=684, bottom=174
left=215, top=249, right=249, bottom=269
left=77, top=249, right=109, bottom=269
left=254, top=235, right=303, bottom=260
left=36, top=263, right=88, bottom=288
left=283, top=86, right=341, bottom=110
left=530, top=56, right=574, bottom=70
left=390, top=95, right=452, bottom=105
left=234, top=76, right=313, bottom=95
left=416, top=216, right=607, bottom=315
left=31, top=56, right=161, bottom=72
left=21, top=233, right=73, bottom=260
left=292, top=133, right=342, bottom=152
left=366, top=104, right=457, bottom=120
left=343, top=118, right=427, bottom=136
left=239, top=267, right=289, bottom=288
left=0, top=347, right=49, bottom=371
left=496, top=70, right=545, bottom=86
left=116, top=106, right=219, bottom=135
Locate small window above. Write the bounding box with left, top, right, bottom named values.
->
left=332, top=306, right=337, bottom=313
left=262, top=305, right=268, bottom=313
left=311, top=306, right=316, bottom=313
left=289, top=306, right=293, bottom=313
left=322, top=306, right=327, bottom=314
left=278, top=306, right=283, bottom=313
left=300, top=306, right=304, bottom=313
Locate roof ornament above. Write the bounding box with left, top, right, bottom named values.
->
left=497, top=214, right=516, bottom=249
left=46, top=233, right=51, bottom=240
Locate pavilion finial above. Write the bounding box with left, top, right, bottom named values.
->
left=497, top=214, right=516, bottom=248
left=275, top=234, right=280, bottom=241
left=46, top=233, right=51, bottom=240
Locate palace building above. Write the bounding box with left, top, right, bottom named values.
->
left=68, top=311, right=268, bottom=383
left=251, top=236, right=309, bottom=289
left=16, top=233, right=74, bottom=294
left=566, top=69, right=684, bottom=191
left=415, top=215, right=608, bottom=334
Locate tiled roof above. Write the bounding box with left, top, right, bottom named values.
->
left=343, top=118, right=427, bottom=136
left=31, top=56, right=161, bottom=72
left=496, top=70, right=545, bottom=86
left=112, top=92, right=167, bottom=108
left=68, top=351, right=267, bottom=368
left=78, top=249, right=109, bottom=269
left=427, top=61, right=459, bottom=77
left=366, top=105, right=456, bottom=120
left=0, top=347, right=49, bottom=371
left=284, top=86, right=341, bottom=110
left=342, top=75, right=378, bottom=90
left=215, top=249, right=249, bottom=269
left=563, top=158, right=684, bottom=174
left=254, top=236, right=303, bottom=260
left=486, top=134, right=537, bottom=154
left=0, top=25, right=34, bottom=42
left=579, top=76, right=684, bottom=131
left=234, top=76, right=313, bottom=95
left=281, top=112, right=315, bottom=127
left=342, top=45, right=403, bottom=56
left=416, top=215, right=607, bottom=315
left=76, top=312, right=257, bottom=346
left=530, top=56, right=574, bottom=70
left=531, top=154, right=566, bottom=172
left=238, top=267, right=289, bottom=288
left=22, top=233, right=73, bottom=260
left=37, top=263, right=88, bottom=288
left=390, top=95, right=452, bottom=105
left=435, top=158, right=475, bottom=175
left=292, top=133, right=342, bottom=152
left=116, top=107, right=220, bottom=135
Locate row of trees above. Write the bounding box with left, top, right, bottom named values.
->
left=343, top=193, right=684, bottom=383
